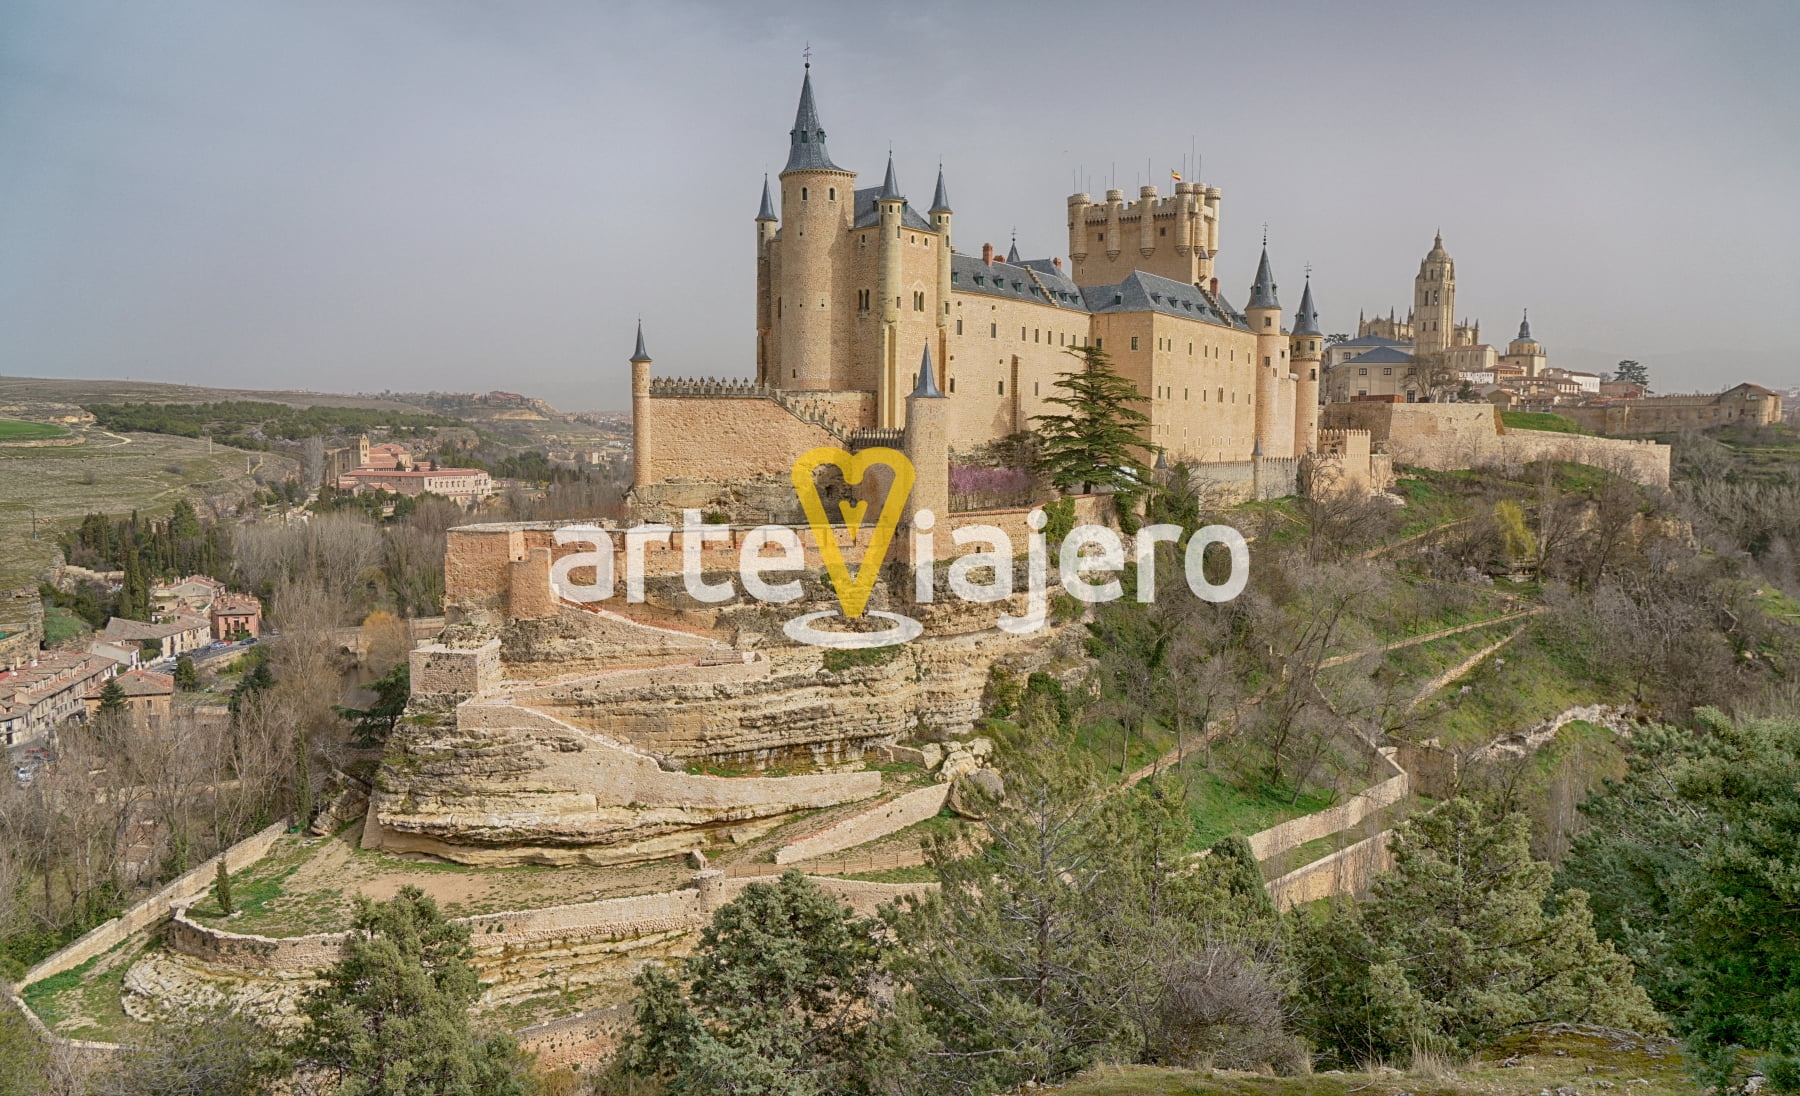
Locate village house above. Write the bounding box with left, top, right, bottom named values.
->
left=209, top=592, right=262, bottom=640
left=0, top=650, right=119, bottom=747
left=83, top=668, right=176, bottom=730
left=102, top=614, right=211, bottom=661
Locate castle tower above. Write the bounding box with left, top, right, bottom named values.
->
left=774, top=64, right=854, bottom=392
left=755, top=175, right=777, bottom=384
left=1501, top=309, right=1546, bottom=378
left=930, top=168, right=953, bottom=392
left=1067, top=191, right=1091, bottom=263
left=876, top=154, right=906, bottom=428
left=630, top=322, right=653, bottom=489
left=1413, top=232, right=1456, bottom=356
left=1290, top=275, right=1323, bottom=452
left=1246, top=245, right=1285, bottom=457
left=902, top=343, right=949, bottom=552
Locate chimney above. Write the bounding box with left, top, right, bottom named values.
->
left=981, top=242, right=994, bottom=265
left=1052, top=256, right=1063, bottom=271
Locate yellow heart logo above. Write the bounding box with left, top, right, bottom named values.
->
left=791, top=446, right=915, bottom=618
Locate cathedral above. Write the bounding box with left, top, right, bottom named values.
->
left=630, top=65, right=1353, bottom=513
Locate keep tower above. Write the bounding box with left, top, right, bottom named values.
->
left=769, top=64, right=855, bottom=391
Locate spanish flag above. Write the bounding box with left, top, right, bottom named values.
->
left=1170, top=170, right=1182, bottom=182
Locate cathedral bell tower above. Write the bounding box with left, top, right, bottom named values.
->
left=1413, top=232, right=1456, bottom=356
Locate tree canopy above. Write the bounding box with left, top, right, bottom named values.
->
left=1032, top=346, right=1156, bottom=497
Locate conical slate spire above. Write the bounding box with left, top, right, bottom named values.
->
left=1247, top=247, right=1280, bottom=310
left=756, top=174, right=776, bottom=221
left=1006, top=232, right=1021, bottom=264
left=630, top=321, right=650, bottom=363
left=783, top=67, right=842, bottom=173
left=1292, top=277, right=1322, bottom=337
left=878, top=153, right=902, bottom=200
left=930, top=165, right=951, bottom=213
left=910, top=343, right=945, bottom=399
left=1517, top=309, right=1532, bottom=340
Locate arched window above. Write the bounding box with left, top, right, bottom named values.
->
left=801, top=187, right=808, bottom=201
left=828, top=187, right=835, bottom=201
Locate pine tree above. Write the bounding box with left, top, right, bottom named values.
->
left=213, top=859, right=234, bottom=916
left=294, top=887, right=533, bottom=1095
left=173, top=656, right=198, bottom=691
left=1032, top=346, right=1156, bottom=496
left=96, top=677, right=126, bottom=714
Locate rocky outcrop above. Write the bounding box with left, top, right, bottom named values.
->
left=366, top=701, right=882, bottom=865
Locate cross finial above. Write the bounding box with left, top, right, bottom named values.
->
left=1262, top=222, right=1268, bottom=247
left=803, top=42, right=811, bottom=68
left=1304, top=262, right=1312, bottom=278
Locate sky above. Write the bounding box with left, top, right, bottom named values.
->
left=3, top=0, right=1797, bottom=412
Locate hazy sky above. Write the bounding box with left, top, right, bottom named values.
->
left=3, top=0, right=1796, bottom=411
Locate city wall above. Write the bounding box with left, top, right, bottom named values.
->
left=1246, top=748, right=1407, bottom=862
left=775, top=783, right=951, bottom=864
left=1322, top=402, right=1671, bottom=488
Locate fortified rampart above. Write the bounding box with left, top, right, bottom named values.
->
left=1322, top=402, right=1671, bottom=488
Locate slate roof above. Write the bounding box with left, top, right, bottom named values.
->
left=783, top=69, right=844, bottom=174
left=1336, top=333, right=1411, bottom=349
left=852, top=187, right=933, bottom=231
left=1292, top=279, right=1322, bottom=337
left=1081, top=270, right=1250, bottom=331
left=911, top=344, right=945, bottom=398
left=930, top=168, right=951, bottom=213
left=951, top=254, right=1088, bottom=309
left=1341, top=346, right=1416, bottom=366
left=1247, top=247, right=1280, bottom=310
left=757, top=175, right=776, bottom=221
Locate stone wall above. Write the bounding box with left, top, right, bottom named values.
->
left=775, top=783, right=950, bottom=864
left=409, top=639, right=503, bottom=704
left=18, top=822, right=289, bottom=990
left=637, top=392, right=844, bottom=487
left=1245, top=749, right=1407, bottom=862
left=1265, top=829, right=1392, bottom=908
left=1322, top=402, right=1671, bottom=488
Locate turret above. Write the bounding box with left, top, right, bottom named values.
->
left=903, top=343, right=949, bottom=555
left=1138, top=185, right=1158, bottom=257
left=775, top=64, right=854, bottom=391
left=1067, top=192, right=1091, bottom=261
left=1104, top=189, right=1124, bottom=261
left=1502, top=308, right=1546, bottom=378
left=1290, top=276, right=1324, bottom=452
left=630, top=323, right=653, bottom=489
left=755, top=176, right=777, bottom=383
left=1246, top=246, right=1285, bottom=458
left=930, top=166, right=953, bottom=361
left=876, top=153, right=906, bottom=426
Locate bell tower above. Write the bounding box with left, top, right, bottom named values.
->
left=1413, top=232, right=1456, bottom=356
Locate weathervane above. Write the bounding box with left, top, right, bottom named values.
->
left=803, top=42, right=811, bottom=68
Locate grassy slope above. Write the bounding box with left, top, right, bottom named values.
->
left=0, top=418, right=68, bottom=440
left=0, top=425, right=292, bottom=591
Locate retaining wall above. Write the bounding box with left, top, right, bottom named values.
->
left=1265, top=829, right=1393, bottom=909
left=1246, top=749, right=1407, bottom=862
left=775, top=783, right=951, bottom=864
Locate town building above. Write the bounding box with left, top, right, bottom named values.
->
left=102, top=615, right=211, bottom=661
left=0, top=650, right=119, bottom=747
left=209, top=593, right=262, bottom=640
left=151, top=575, right=227, bottom=616
left=83, top=669, right=176, bottom=730
left=336, top=465, right=494, bottom=504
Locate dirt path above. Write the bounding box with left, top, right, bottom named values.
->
left=1405, top=623, right=1529, bottom=712
left=1318, top=607, right=1543, bottom=669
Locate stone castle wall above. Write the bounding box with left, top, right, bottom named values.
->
left=1322, top=402, right=1671, bottom=488
left=775, top=783, right=951, bottom=864
left=1246, top=749, right=1407, bottom=862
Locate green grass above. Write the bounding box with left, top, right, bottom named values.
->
left=1179, top=766, right=1338, bottom=852
left=21, top=936, right=153, bottom=1042
left=40, top=604, right=89, bottom=646
left=0, top=418, right=68, bottom=441
left=1410, top=626, right=1603, bottom=748
left=1501, top=410, right=1588, bottom=435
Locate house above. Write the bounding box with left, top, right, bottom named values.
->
left=83, top=669, right=176, bottom=730
left=0, top=651, right=119, bottom=746
left=102, top=615, right=211, bottom=661
left=151, top=575, right=227, bottom=616
left=209, top=593, right=262, bottom=640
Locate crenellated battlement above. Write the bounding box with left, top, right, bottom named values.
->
left=647, top=377, right=853, bottom=443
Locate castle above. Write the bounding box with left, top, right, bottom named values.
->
left=631, top=64, right=1348, bottom=516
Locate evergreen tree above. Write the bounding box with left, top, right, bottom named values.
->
left=294, top=886, right=535, bottom=1096
left=1293, top=797, right=1661, bottom=1065
left=621, top=871, right=884, bottom=1096
left=335, top=662, right=410, bottom=747
left=1613, top=359, right=1649, bottom=388
left=96, top=677, right=127, bottom=714
left=1560, top=710, right=1800, bottom=1090
left=1032, top=346, right=1156, bottom=496
left=173, top=655, right=198, bottom=691
left=213, top=859, right=234, bottom=916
